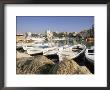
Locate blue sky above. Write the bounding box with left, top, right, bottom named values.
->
left=16, top=16, right=94, bottom=34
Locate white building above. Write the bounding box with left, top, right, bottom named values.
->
left=46, top=29, right=53, bottom=41
left=24, top=32, right=32, bottom=40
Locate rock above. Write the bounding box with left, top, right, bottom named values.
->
left=51, top=59, right=92, bottom=74
left=78, top=66, right=92, bottom=74
left=51, top=59, right=80, bottom=74
left=16, top=55, right=55, bottom=74
left=16, top=55, right=92, bottom=74
left=16, top=59, right=32, bottom=74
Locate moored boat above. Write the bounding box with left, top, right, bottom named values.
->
left=57, top=44, right=86, bottom=62
left=27, top=43, right=56, bottom=56
left=16, top=42, right=23, bottom=49
left=22, top=42, right=43, bottom=50
left=85, top=46, right=94, bottom=63
left=43, top=47, right=58, bottom=56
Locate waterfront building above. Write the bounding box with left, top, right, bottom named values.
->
left=46, top=29, right=53, bottom=42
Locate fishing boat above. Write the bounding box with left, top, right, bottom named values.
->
left=43, top=46, right=58, bottom=56
left=85, top=46, right=94, bottom=63
left=22, top=42, right=42, bottom=50
left=27, top=43, right=56, bottom=56
left=22, top=40, right=49, bottom=51
left=16, top=42, right=22, bottom=49
left=57, top=44, right=86, bottom=62
left=27, top=48, right=43, bottom=56
left=43, top=44, right=71, bottom=56
left=16, top=42, right=24, bottom=50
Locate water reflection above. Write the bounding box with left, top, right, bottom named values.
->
left=53, top=38, right=94, bottom=48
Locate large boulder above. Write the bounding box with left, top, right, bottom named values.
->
left=51, top=59, right=80, bottom=74
left=78, top=66, right=92, bottom=74
left=51, top=59, right=92, bottom=74
left=16, top=55, right=55, bottom=74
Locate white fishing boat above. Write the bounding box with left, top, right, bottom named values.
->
left=43, top=47, right=58, bottom=56
left=85, top=46, right=94, bottom=63
left=16, top=42, right=23, bottom=49
left=57, top=44, right=86, bottom=62
left=43, top=45, right=74, bottom=61
left=22, top=41, right=49, bottom=50
left=27, top=43, right=56, bottom=56
left=27, top=47, right=43, bottom=55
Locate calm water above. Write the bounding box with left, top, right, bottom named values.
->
left=54, top=38, right=94, bottom=48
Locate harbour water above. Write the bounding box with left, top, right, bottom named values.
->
left=53, top=38, right=94, bottom=48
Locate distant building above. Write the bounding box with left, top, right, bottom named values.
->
left=24, top=32, right=32, bottom=40
left=46, top=29, right=53, bottom=41
left=73, top=32, right=78, bottom=37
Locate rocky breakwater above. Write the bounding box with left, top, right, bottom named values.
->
left=51, top=59, right=92, bottom=74
left=17, top=52, right=92, bottom=74
left=17, top=55, right=55, bottom=74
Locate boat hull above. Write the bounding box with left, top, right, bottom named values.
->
left=85, top=56, right=94, bottom=64
left=85, top=48, right=94, bottom=64
left=58, top=44, right=86, bottom=61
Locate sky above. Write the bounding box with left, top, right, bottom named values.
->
left=16, top=16, right=94, bottom=34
